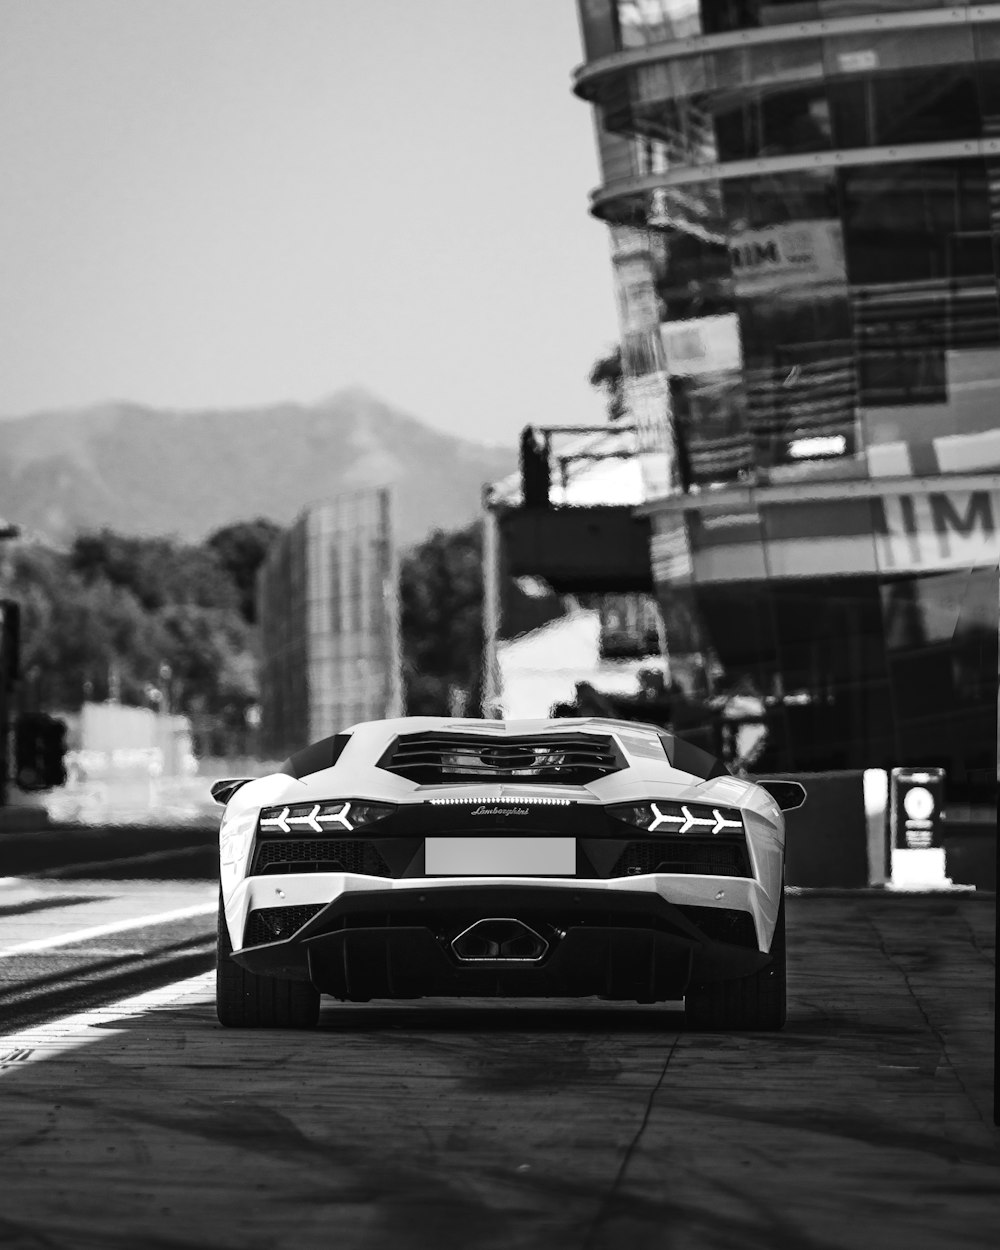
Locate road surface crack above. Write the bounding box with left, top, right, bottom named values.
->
left=961, top=915, right=994, bottom=966
left=864, top=914, right=988, bottom=1128
left=580, top=1033, right=681, bottom=1249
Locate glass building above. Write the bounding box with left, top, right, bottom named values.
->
left=257, top=490, right=402, bottom=759
left=573, top=1, right=999, bottom=801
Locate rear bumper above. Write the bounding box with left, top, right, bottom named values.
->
left=226, top=869, right=774, bottom=946
left=231, top=882, right=771, bottom=1002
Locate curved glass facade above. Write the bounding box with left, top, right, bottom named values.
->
left=604, top=25, right=997, bottom=158
left=580, top=16, right=1000, bottom=488
left=579, top=2, right=983, bottom=60
left=588, top=25, right=1000, bottom=163
left=576, top=3, right=999, bottom=803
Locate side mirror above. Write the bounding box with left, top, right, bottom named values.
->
left=211, top=777, right=254, bottom=806
left=757, top=779, right=807, bottom=812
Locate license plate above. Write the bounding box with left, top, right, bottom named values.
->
left=425, top=837, right=575, bottom=876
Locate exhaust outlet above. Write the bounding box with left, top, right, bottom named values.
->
left=451, top=918, right=549, bottom=963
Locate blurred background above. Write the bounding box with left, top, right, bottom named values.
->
left=0, top=7, right=996, bottom=1236
left=0, top=0, right=997, bottom=890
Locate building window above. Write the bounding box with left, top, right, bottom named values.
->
left=578, top=0, right=620, bottom=60
left=617, top=0, right=702, bottom=47
left=829, top=66, right=980, bottom=149
left=841, top=158, right=999, bottom=405
left=701, top=2, right=952, bottom=36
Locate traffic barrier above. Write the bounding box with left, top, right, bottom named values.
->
left=762, top=770, right=870, bottom=890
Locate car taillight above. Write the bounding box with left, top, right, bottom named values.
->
left=257, top=800, right=394, bottom=834
left=606, top=801, right=744, bottom=837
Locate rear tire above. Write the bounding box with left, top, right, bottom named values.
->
left=215, top=891, right=321, bottom=1029
left=684, top=892, right=786, bottom=1032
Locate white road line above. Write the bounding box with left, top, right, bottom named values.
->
left=0, top=970, right=215, bottom=1074
left=1, top=947, right=148, bottom=959
left=0, top=903, right=216, bottom=959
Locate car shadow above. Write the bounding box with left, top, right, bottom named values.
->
left=316, top=999, right=688, bottom=1033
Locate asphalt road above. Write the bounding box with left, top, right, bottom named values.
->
left=0, top=821, right=218, bottom=880
left=0, top=825, right=217, bottom=1033
left=0, top=827, right=996, bottom=1250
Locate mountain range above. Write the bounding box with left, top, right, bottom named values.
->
left=0, top=390, right=515, bottom=548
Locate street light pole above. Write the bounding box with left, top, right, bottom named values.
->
left=0, top=520, right=21, bottom=809
left=159, top=663, right=172, bottom=718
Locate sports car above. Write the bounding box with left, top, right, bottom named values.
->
left=212, top=716, right=805, bottom=1030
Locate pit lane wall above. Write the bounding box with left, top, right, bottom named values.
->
left=774, top=768, right=994, bottom=892
left=645, top=483, right=998, bottom=814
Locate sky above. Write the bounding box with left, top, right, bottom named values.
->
left=0, top=0, right=620, bottom=446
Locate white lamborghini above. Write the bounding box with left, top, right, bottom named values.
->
left=212, top=716, right=804, bottom=1031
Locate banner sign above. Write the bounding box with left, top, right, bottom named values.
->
left=874, top=489, right=1000, bottom=574
left=650, top=487, right=1000, bottom=586
left=661, top=313, right=742, bottom=377
left=730, top=220, right=846, bottom=297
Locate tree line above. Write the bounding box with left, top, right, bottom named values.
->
left=4, top=521, right=280, bottom=754
left=4, top=517, right=485, bottom=753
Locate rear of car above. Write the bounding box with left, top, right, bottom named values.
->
left=214, top=718, right=801, bottom=1031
